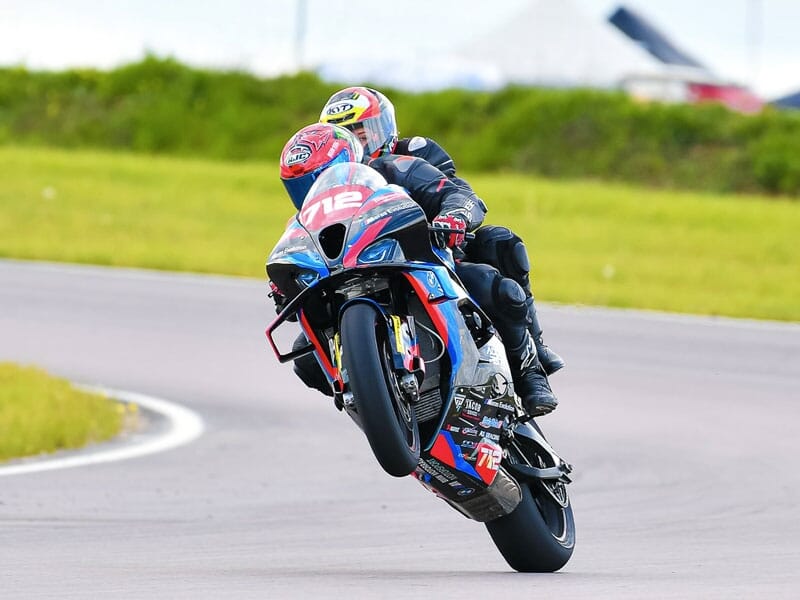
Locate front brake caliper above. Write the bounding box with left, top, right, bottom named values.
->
left=387, top=314, right=425, bottom=401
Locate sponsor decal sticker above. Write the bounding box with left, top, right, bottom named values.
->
left=480, top=416, right=503, bottom=429
left=463, top=399, right=482, bottom=414
left=485, top=398, right=515, bottom=412
left=475, top=442, right=502, bottom=483
left=327, top=101, right=354, bottom=115
left=490, top=373, right=509, bottom=398
left=285, top=146, right=311, bottom=165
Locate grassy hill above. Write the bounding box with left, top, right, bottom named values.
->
left=2, top=145, right=798, bottom=321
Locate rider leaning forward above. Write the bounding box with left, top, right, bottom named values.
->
left=271, top=87, right=564, bottom=417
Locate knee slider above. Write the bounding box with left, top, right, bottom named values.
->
left=509, top=241, right=530, bottom=275
left=495, top=278, right=528, bottom=321
left=508, top=239, right=531, bottom=276
left=475, top=225, right=515, bottom=245
left=467, top=226, right=514, bottom=269
left=470, top=227, right=530, bottom=288
left=505, top=240, right=531, bottom=291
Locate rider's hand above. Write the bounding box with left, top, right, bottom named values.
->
left=431, top=211, right=468, bottom=249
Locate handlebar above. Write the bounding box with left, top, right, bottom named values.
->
left=427, top=224, right=475, bottom=241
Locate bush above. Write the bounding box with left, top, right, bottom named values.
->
left=2, top=56, right=800, bottom=196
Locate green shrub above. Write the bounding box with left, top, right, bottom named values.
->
left=3, top=56, right=800, bottom=196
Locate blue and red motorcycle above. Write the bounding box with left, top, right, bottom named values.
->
left=266, top=162, right=575, bottom=572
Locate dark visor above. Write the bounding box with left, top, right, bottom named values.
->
left=282, top=170, right=320, bottom=211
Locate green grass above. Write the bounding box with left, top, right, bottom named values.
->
left=0, top=363, right=128, bottom=462
left=474, top=173, right=800, bottom=321
left=0, top=146, right=288, bottom=276
left=1, top=145, right=799, bottom=321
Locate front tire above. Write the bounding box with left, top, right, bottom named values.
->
left=340, top=303, right=420, bottom=477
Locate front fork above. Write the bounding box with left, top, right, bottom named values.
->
left=387, top=314, right=426, bottom=403
left=331, top=306, right=425, bottom=410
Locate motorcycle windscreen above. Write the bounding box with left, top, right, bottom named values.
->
left=306, top=161, right=388, bottom=197
left=298, top=162, right=389, bottom=232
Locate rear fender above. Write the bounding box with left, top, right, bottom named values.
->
left=506, top=421, right=573, bottom=483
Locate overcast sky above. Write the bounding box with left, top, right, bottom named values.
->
left=1, top=0, right=797, bottom=99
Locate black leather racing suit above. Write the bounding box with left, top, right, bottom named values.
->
left=369, top=152, right=533, bottom=359
left=292, top=152, right=534, bottom=396
left=392, top=136, right=564, bottom=380
left=393, top=136, right=534, bottom=293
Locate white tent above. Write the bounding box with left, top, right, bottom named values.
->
left=318, top=55, right=504, bottom=92
left=453, top=0, right=669, bottom=89
left=318, top=0, right=672, bottom=92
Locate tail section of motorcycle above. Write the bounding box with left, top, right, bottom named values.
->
left=397, top=269, right=576, bottom=572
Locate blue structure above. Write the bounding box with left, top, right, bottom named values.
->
left=772, top=91, right=800, bottom=109
left=609, top=6, right=707, bottom=70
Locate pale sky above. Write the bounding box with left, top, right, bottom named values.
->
left=0, top=0, right=797, bottom=99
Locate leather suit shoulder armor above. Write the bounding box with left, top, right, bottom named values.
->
left=396, top=137, right=456, bottom=177
left=369, top=154, right=486, bottom=229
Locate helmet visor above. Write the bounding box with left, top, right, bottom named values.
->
left=282, top=151, right=352, bottom=210
left=282, top=170, right=319, bottom=211
left=345, top=110, right=397, bottom=158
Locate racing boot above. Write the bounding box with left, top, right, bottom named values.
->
left=526, top=295, right=565, bottom=376
left=506, top=333, right=558, bottom=417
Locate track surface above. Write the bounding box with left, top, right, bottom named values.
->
left=1, top=260, right=798, bottom=599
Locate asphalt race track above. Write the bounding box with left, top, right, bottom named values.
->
left=1, top=259, right=799, bottom=599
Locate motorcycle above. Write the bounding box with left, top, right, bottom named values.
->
left=265, top=162, right=575, bottom=572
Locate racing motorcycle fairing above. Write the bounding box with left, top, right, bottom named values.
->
left=268, top=168, right=438, bottom=302
left=266, top=162, right=571, bottom=522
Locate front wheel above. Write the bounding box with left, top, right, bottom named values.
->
left=340, top=303, right=420, bottom=477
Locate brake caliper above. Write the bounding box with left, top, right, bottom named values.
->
left=388, top=314, right=426, bottom=402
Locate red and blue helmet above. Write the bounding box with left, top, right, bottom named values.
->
left=280, top=123, right=364, bottom=210
left=319, top=87, right=398, bottom=159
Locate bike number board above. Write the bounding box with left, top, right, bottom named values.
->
left=299, top=185, right=372, bottom=231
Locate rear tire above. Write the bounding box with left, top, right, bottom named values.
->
left=485, top=425, right=575, bottom=572
left=485, top=480, right=574, bottom=572
left=341, top=303, right=420, bottom=477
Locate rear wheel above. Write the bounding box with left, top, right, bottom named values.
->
left=485, top=425, right=575, bottom=572
left=340, top=303, right=420, bottom=477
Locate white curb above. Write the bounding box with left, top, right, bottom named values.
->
left=0, top=386, right=205, bottom=477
